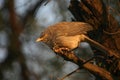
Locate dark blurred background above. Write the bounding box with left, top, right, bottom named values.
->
left=0, top=0, right=119, bottom=80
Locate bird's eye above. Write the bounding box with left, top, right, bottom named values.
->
left=40, top=33, right=48, bottom=42
left=40, top=32, right=45, bottom=37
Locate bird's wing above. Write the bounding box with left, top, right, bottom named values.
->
left=48, top=22, right=93, bottom=36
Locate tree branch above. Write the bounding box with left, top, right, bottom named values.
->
left=54, top=49, right=113, bottom=80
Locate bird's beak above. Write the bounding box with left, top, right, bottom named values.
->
left=36, top=38, right=43, bottom=42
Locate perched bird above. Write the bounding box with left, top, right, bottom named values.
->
left=36, top=22, right=93, bottom=52
left=36, top=22, right=118, bottom=59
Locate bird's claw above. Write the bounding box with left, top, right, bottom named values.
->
left=53, top=47, right=70, bottom=53
left=59, top=47, right=70, bottom=51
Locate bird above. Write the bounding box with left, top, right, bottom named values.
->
left=36, top=21, right=120, bottom=60
left=36, top=22, right=93, bottom=51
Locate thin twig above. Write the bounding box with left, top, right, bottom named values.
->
left=57, top=68, right=80, bottom=80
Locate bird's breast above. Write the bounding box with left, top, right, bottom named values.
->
left=55, top=35, right=85, bottom=50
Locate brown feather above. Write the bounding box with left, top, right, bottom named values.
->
left=38, top=22, right=93, bottom=49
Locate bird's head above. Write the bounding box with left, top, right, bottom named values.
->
left=36, top=28, right=54, bottom=48
left=36, top=32, right=48, bottom=43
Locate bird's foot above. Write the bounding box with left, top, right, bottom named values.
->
left=59, top=47, right=70, bottom=52
left=53, top=47, right=70, bottom=53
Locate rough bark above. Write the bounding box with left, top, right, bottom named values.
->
left=68, top=0, right=120, bottom=79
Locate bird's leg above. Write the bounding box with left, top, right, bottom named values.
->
left=82, top=34, right=120, bottom=59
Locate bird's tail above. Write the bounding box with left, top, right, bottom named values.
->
left=84, top=35, right=120, bottom=59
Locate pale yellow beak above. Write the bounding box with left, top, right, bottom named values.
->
left=36, top=38, right=43, bottom=42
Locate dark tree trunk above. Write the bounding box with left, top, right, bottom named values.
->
left=69, top=0, right=120, bottom=79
